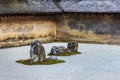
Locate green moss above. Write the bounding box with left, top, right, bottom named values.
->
left=16, top=59, right=65, bottom=65
left=48, top=51, right=81, bottom=56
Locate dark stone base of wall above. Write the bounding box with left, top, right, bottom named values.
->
left=1, top=38, right=120, bottom=48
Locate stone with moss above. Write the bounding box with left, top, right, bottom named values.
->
left=16, top=59, right=65, bottom=65
left=48, top=51, right=81, bottom=56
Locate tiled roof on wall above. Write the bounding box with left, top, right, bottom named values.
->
left=0, top=0, right=120, bottom=14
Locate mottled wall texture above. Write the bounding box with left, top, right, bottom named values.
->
left=0, top=14, right=120, bottom=44
left=56, top=14, right=120, bottom=44
left=0, top=15, right=56, bottom=42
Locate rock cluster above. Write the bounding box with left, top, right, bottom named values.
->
left=30, top=40, right=79, bottom=63
left=50, top=46, right=68, bottom=55
left=50, top=41, right=78, bottom=55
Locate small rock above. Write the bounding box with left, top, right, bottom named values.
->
left=47, top=56, right=58, bottom=61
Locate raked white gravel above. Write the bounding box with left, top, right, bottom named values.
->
left=0, top=42, right=120, bottom=80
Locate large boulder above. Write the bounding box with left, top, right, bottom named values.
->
left=30, top=40, right=46, bottom=64
left=67, top=41, right=78, bottom=52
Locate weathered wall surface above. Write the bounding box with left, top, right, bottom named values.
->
left=0, top=16, right=56, bottom=43
left=0, top=14, right=120, bottom=47
left=56, top=14, right=120, bottom=44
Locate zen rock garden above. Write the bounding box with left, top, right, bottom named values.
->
left=16, top=40, right=81, bottom=65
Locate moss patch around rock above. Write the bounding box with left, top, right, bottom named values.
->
left=48, top=51, right=81, bottom=56
left=16, top=59, right=65, bottom=65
